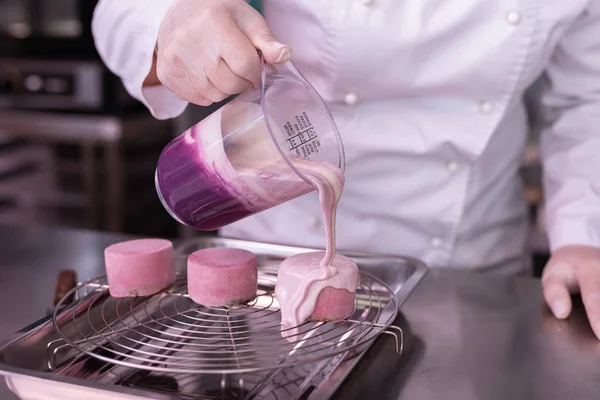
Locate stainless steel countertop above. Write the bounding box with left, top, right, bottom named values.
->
left=334, top=269, right=600, bottom=400
left=0, top=224, right=599, bottom=400
left=0, top=224, right=135, bottom=400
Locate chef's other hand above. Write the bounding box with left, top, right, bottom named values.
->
left=542, top=245, right=600, bottom=339
left=145, top=0, right=291, bottom=106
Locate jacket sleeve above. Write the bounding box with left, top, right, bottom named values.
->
left=540, top=3, right=600, bottom=251
left=91, top=0, right=188, bottom=119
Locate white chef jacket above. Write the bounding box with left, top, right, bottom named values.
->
left=92, top=1, right=600, bottom=273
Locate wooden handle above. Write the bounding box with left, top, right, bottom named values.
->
left=53, top=269, right=77, bottom=306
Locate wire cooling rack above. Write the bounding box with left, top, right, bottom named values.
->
left=48, top=268, right=399, bottom=375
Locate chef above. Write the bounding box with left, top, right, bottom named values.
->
left=92, top=0, right=600, bottom=339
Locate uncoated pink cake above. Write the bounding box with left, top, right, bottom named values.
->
left=104, top=238, right=175, bottom=297
left=187, top=247, right=258, bottom=307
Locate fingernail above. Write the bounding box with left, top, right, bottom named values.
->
left=274, top=45, right=292, bottom=63
left=551, top=299, right=569, bottom=319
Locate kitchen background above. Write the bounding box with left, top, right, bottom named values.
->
left=0, top=0, right=550, bottom=274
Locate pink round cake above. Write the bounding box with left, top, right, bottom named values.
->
left=275, top=251, right=359, bottom=339
left=187, top=247, right=258, bottom=307
left=104, top=238, right=175, bottom=298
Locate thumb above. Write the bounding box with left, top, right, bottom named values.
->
left=236, top=7, right=292, bottom=64
left=541, top=266, right=573, bottom=320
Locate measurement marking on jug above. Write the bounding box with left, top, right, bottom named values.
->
left=283, top=111, right=321, bottom=158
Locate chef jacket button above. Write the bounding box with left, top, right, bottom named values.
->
left=446, top=161, right=459, bottom=172
left=344, top=92, right=359, bottom=105
left=359, top=0, right=375, bottom=6
left=479, top=101, right=493, bottom=114
left=506, top=11, right=522, bottom=25
left=430, top=237, right=443, bottom=248
left=309, top=217, right=321, bottom=228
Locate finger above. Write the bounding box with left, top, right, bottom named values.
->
left=205, top=58, right=253, bottom=95
left=155, top=49, right=214, bottom=106
left=578, top=268, right=600, bottom=339
left=542, top=273, right=572, bottom=320
left=184, top=69, right=229, bottom=103
left=235, top=6, right=291, bottom=64
left=179, top=92, right=213, bottom=107
left=160, top=71, right=213, bottom=106
left=215, top=19, right=262, bottom=84
left=169, top=81, right=213, bottom=106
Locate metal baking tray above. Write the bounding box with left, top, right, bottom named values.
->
left=0, top=237, right=427, bottom=399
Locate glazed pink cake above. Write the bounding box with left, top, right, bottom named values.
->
left=275, top=251, right=359, bottom=339
left=187, top=247, right=258, bottom=307
left=104, top=238, right=175, bottom=298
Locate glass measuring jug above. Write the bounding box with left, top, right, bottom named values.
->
left=155, top=58, right=345, bottom=231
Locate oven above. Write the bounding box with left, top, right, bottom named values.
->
left=0, top=0, right=174, bottom=235
left=0, top=0, right=96, bottom=59
left=0, top=0, right=140, bottom=114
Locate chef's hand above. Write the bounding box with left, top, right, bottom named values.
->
left=542, top=245, right=600, bottom=339
left=144, top=0, right=291, bottom=106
